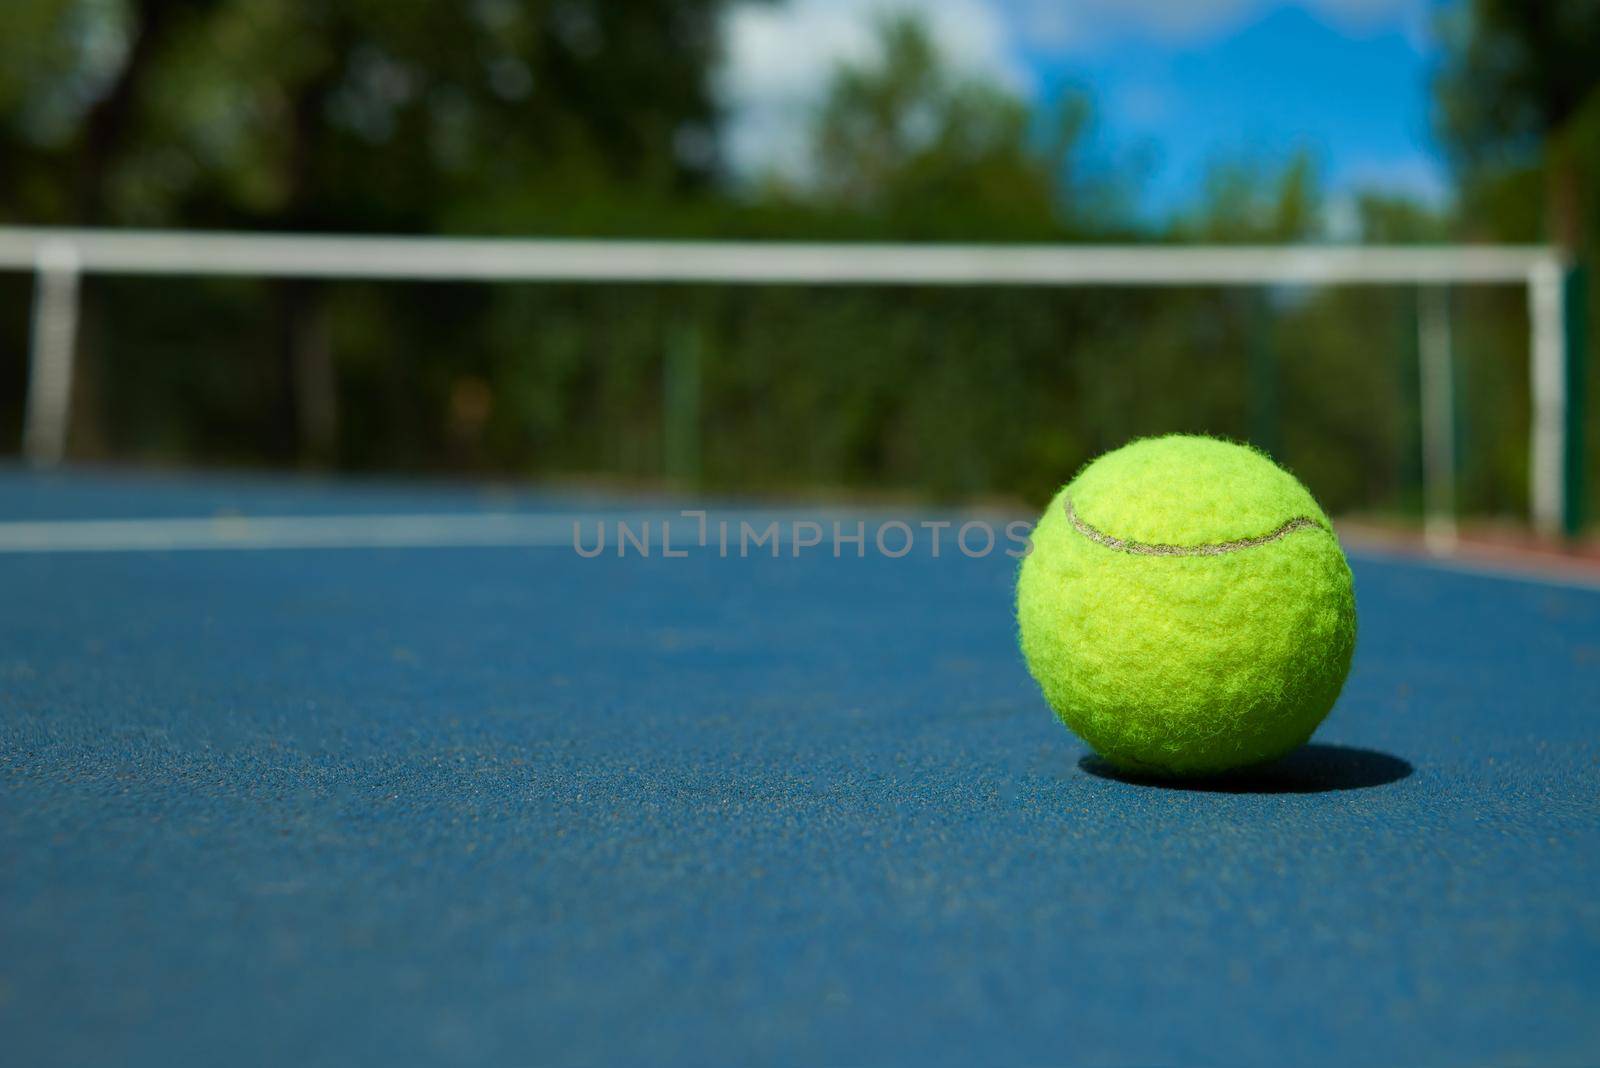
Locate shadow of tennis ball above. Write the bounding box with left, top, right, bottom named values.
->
left=1077, top=743, right=1413, bottom=794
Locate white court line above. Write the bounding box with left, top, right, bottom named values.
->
left=0, top=513, right=608, bottom=552
left=4, top=512, right=1598, bottom=593
left=0, top=510, right=877, bottom=554
left=1346, top=546, right=1600, bottom=593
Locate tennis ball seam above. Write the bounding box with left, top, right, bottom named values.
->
left=1064, top=497, right=1326, bottom=557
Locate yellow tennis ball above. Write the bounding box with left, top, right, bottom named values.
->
left=1017, top=435, right=1357, bottom=776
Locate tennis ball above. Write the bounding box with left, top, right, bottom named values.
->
left=1016, top=435, right=1356, bottom=777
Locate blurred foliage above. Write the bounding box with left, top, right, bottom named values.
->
left=1178, top=153, right=1321, bottom=242
left=1435, top=1, right=1600, bottom=171
left=0, top=0, right=723, bottom=226
left=1436, top=0, right=1600, bottom=528
left=804, top=15, right=1091, bottom=238
left=0, top=3, right=1596, bottom=525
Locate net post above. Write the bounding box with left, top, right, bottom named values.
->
left=22, top=239, right=82, bottom=467
left=1562, top=264, right=1588, bottom=537
left=1418, top=285, right=1457, bottom=552
left=1528, top=258, right=1567, bottom=537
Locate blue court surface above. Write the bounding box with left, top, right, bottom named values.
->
left=2, top=467, right=1598, bottom=1068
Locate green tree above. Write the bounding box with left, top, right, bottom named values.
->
left=0, top=0, right=731, bottom=461
left=1179, top=152, right=1322, bottom=242
left=1354, top=193, right=1450, bottom=243
left=1436, top=0, right=1600, bottom=247
left=0, top=0, right=225, bottom=224
left=804, top=15, right=1099, bottom=239
left=1436, top=1, right=1600, bottom=531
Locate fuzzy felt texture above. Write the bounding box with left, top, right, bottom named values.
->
left=1017, top=435, right=1357, bottom=776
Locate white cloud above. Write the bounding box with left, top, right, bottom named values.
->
left=718, top=0, right=1030, bottom=181
left=1336, top=153, right=1451, bottom=202
left=1109, top=81, right=1175, bottom=127
left=1309, top=0, right=1420, bottom=26
left=1323, top=154, right=1450, bottom=237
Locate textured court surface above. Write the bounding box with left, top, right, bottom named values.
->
left=2, top=468, right=1598, bottom=1067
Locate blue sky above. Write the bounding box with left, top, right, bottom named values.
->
left=721, top=0, right=1450, bottom=220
